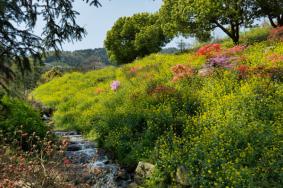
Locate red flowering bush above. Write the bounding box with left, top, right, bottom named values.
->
left=197, top=44, right=246, bottom=71
left=268, top=26, right=283, bottom=41
left=197, top=44, right=246, bottom=57
left=235, top=64, right=250, bottom=79
left=196, top=43, right=221, bottom=57
left=171, top=64, right=194, bottom=82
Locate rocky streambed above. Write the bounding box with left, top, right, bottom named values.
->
left=54, top=131, right=133, bottom=188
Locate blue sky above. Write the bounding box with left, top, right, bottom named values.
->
left=34, top=0, right=225, bottom=51
left=59, top=0, right=164, bottom=51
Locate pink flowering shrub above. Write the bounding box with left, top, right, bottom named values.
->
left=110, top=80, right=120, bottom=91
left=207, top=55, right=232, bottom=69
left=196, top=43, right=247, bottom=71
left=171, top=64, right=194, bottom=82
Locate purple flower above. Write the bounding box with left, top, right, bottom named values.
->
left=208, top=55, right=232, bottom=68
left=111, top=80, right=120, bottom=91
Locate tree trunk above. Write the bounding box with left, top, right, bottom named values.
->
left=231, top=32, right=239, bottom=45
left=214, top=21, right=240, bottom=45
left=269, top=14, right=283, bottom=28
left=277, top=14, right=283, bottom=27
left=234, top=24, right=240, bottom=45
left=268, top=15, right=277, bottom=28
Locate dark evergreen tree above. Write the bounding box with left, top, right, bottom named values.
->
left=0, top=0, right=101, bottom=90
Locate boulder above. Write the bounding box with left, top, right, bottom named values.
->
left=176, top=165, right=190, bottom=186
left=134, top=162, right=155, bottom=184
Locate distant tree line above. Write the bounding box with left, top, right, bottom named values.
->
left=44, top=48, right=110, bottom=71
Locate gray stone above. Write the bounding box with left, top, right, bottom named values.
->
left=134, top=162, right=155, bottom=184
left=116, top=169, right=128, bottom=180
left=67, top=144, right=82, bottom=151
left=176, top=165, right=190, bottom=186
left=198, top=67, right=214, bottom=77
left=127, top=182, right=138, bottom=188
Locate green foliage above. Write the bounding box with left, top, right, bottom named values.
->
left=105, top=13, right=169, bottom=65
left=6, top=61, right=44, bottom=98
left=159, top=0, right=264, bottom=44
left=32, top=41, right=283, bottom=186
left=0, top=96, right=47, bottom=150
left=155, top=75, right=283, bottom=187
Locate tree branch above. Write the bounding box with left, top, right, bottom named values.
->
left=213, top=20, right=233, bottom=39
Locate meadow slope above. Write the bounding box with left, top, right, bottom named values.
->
left=32, top=41, right=283, bottom=187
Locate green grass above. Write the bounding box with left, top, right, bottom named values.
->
left=31, top=33, right=283, bottom=187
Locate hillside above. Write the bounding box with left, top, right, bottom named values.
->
left=44, top=48, right=110, bottom=71
left=32, top=38, right=283, bottom=187
left=3, top=1, right=283, bottom=187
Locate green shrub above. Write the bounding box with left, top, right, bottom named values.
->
left=154, top=76, right=283, bottom=187
left=0, top=96, right=47, bottom=150
left=39, top=66, right=63, bottom=84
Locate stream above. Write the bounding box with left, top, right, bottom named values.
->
left=53, top=131, right=133, bottom=188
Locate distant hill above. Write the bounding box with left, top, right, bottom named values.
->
left=44, top=48, right=110, bottom=71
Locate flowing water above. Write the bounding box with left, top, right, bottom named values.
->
left=53, top=131, right=132, bottom=188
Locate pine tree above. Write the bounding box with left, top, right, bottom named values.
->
left=0, top=0, right=101, bottom=90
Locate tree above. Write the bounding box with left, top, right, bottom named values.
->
left=104, top=13, right=169, bottom=65
left=159, top=0, right=257, bottom=44
left=0, top=0, right=101, bottom=91
left=254, top=0, right=283, bottom=27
